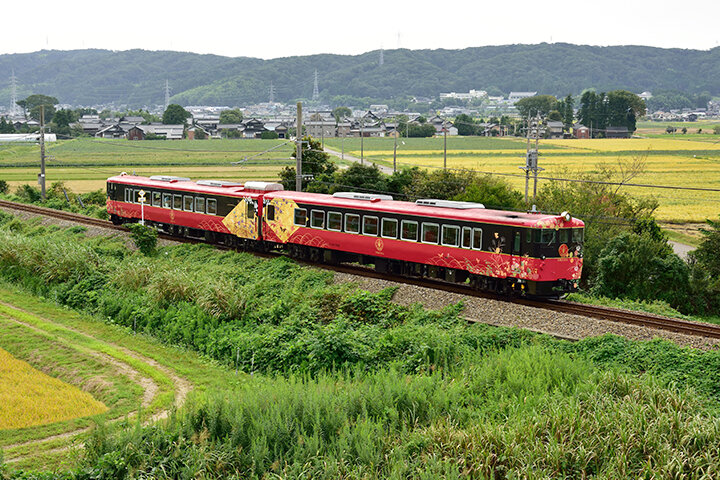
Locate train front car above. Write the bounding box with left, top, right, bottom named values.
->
left=261, top=190, right=583, bottom=298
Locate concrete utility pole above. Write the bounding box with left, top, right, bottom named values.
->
left=295, top=102, right=303, bottom=192
left=39, top=106, right=46, bottom=200
left=360, top=119, right=364, bottom=164
left=519, top=114, right=544, bottom=204
left=393, top=129, right=398, bottom=173
left=443, top=121, right=448, bottom=171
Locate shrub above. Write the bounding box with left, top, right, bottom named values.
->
left=0, top=180, right=8, bottom=195
left=126, top=222, right=157, bottom=256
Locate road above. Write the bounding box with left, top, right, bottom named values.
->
left=323, top=146, right=395, bottom=175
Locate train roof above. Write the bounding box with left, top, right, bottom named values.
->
left=107, top=174, right=282, bottom=197
left=107, top=175, right=584, bottom=228
left=265, top=190, right=584, bottom=229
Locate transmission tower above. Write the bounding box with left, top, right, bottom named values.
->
left=9, top=69, right=19, bottom=116
left=164, top=79, right=171, bottom=110
left=379, top=47, right=384, bottom=66
left=312, top=70, right=319, bottom=101
left=269, top=82, right=276, bottom=103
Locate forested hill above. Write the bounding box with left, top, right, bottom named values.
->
left=1, top=44, right=719, bottom=107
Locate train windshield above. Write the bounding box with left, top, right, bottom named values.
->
left=572, top=228, right=584, bottom=244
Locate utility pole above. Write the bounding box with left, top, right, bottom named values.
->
left=393, top=128, right=398, bottom=173
left=164, top=79, right=171, bottom=111
left=9, top=69, right=19, bottom=116
left=295, top=102, right=303, bottom=192
left=360, top=119, right=364, bottom=164
left=443, top=121, right=447, bottom=171
left=39, top=106, right=46, bottom=200
left=532, top=114, right=543, bottom=201
left=519, top=114, right=544, bottom=204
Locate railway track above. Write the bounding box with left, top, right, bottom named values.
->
left=3, top=199, right=719, bottom=340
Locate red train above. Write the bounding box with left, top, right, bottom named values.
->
left=107, top=174, right=584, bottom=297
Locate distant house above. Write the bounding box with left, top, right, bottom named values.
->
left=242, top=118, right=266, bottom=138
left=605, top=126, right=630, bottom=139
left=127, top=126, right=145, bottom=140
left=573, top=124, right=590, bottom=139
left=187, top=126, right=209, bottom=140
left=120, top=116, right=144, bottom=124
left=508, top=92, right=537, bottom=103
left=306, top=120, right=336, bottom=138
left=95, top=124, right=127, bottom=139
left=546, top=121, right=564, bottom=139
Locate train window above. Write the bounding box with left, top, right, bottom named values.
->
left=381, top=218, right=398, bottom=238
left=195, top=197, right=205, bottom=214
left=133, top=189, right=140, bottom=203
left=247, top=201, right=256, bottom=219
left=152, top=191, right=161, bottom=207
left=124, top=189, right=131, bottom=202
left=173, top=194, right=182, bottom=210
left=184, top=195, right=194, bottom=212
left=541, top=229, right=556, bottom=244
left=363, top=216, right=379, bottom=236
left=294, top=208, right=307, bottom=226
left=559, top=229, right=569, bottom=244
left=422, top=223, right=439, bottom=244
left=526, top=228, right=532, bottom=243
left=533, top=229, right=542, bottom=243
left=472, top=228, right=483, bottom=250
left=162, top=193, right=171, bottom=208
left=345, top=214, right=360, bottom=233
left=462, top=227, right=472, bottom=248
left=207, top=199, right=217, bottom=215
left=442, top=225, right=460, bottom=247
left=401, top=220, right=418, bottom=241
left=327, top=211, right=342, bottom=231
left=513, top=232, right=521, bottom=253
left=572, top=228, right=584, bottom=243
left=310, top=210, right=325, bottom=229
left=266, top=204, right=275, bottom=221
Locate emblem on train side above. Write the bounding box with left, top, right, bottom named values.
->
left=375, top=238, right=384, bottom=252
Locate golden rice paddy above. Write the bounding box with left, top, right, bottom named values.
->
left=0, top=347, right=108, bottom=430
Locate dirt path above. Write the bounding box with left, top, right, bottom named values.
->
left=0, top=301, right=193, bottom=463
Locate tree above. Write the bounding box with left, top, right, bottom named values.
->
left=219, top=108, right=243, bottom=124
left=332, top=163, right=388, bottom=194
left=606, top=90, right=646, bottom=133
left=332, top=107, right=352, bottom=123
left=279, top=136, right=337, bottom=191
left=454, top=114, right=478, bottom=136
left=407, top=123, right=435, bottom=137
left=547, top=110, right=563, bottom=122
left=20, top=94, right=59, bottom=123
left=0, top=117, right=14, bottom=133
left=561, top=94, right=574, bottom=127
left=163, top=104, right=189, bottom=125
left=514, top=95, right=558, bottom=119
left=691, top=217, right=720, bottom=282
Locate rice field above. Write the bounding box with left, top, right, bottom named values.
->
left=1, top=135, right=719, bottom=222
left=0, top=347, right=108, bottom=429
left=325, top=136, right=720, bottom=223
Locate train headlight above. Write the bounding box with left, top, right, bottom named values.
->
left=561, top=211, right=572, bottom=222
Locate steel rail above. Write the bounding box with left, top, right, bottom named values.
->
left=2, top=199, right=719, bottom=339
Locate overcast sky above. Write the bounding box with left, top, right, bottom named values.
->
left=4, top=0, right=719, bottom=58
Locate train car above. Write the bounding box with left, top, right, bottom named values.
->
left=261, top=190, right=583, bottom=296
left=107, top=174, right=584, bottom=297
left=106, top=173, right=282, bottom=247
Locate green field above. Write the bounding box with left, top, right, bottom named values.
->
left=1, top=135, right=719, bottom=224
left=4, top=216, right=720, bottom=477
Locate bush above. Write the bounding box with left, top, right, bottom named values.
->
left=126, top=223, right=158, bottom=256
left=0, top=180, right=8, bottom=195
left=592, top=231, right=691, bottom=310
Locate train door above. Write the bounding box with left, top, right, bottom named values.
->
left=222, top=196, right=259, bottom=240
left=511, top=230, right=522, bottom=258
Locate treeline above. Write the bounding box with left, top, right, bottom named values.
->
left=2, top=44, right=720, bottom=106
